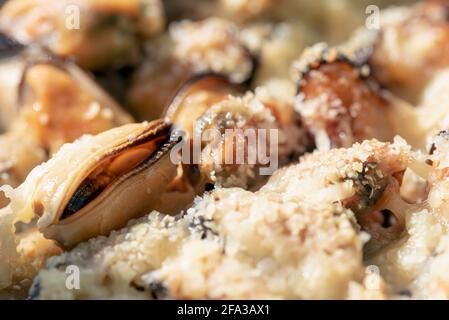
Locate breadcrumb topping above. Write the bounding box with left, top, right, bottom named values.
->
left=33, top=139, right=414, bottom=299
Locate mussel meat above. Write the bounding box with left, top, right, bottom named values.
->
left=18, top=51, right=134, bottom=153
left=165, top=74, right=245, bottom=135
left=166, top=74, right=310, bottom=193
left=293, top=44, right=396, bottom=150
left=4, top=120, right=180, bottom=247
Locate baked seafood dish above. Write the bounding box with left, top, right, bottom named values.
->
left=5, top=0, right=449, bottom=300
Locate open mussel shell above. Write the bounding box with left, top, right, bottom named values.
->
left=17, top=47, right=133, bottom=152
left=18, top=120, right=180, bottom=248
left=164, top=73, right=246, bottom=135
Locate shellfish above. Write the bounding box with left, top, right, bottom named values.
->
left=166, top=74, right=310, bottom=193
left=4, top=120, right=180, bottom=248
left=367, top=0, right=449, bottom=103
left=30, top=139, right=415, bottom=300
left=0, top=0, right=165, bottom=70
left=18, top=52, right=134, bottom=153
left=127, top=17, right=256, bottom=121
left=0, top=50, right=134, bottom=209
left=165, top=74, right=245, bottom=135
left=293, top=44, right=397, bottom=150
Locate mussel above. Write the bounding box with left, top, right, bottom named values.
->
left=127, top=17, right=256, bottom=121
left=4, top=120, right=180, bottom=248
left=293, top=44, right=396, bottom=150
left=351, top=0, right=449, bottom=148
left=31, top=139, right=414, bottom=300
left=193, top=95, right=280, bottom=191
left=165, top=74, right=245, bottom=135
left=0, top=0, right=165, bottom=70
left=18, top=51, right=134, bottom=153
left=367, top=0, right=449, bottom=103
left=0, top=49, right=134, bottom=211
left=166, top=74, right=309, bottom=193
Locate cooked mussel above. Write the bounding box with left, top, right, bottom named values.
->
left=166, top=74, right=310, bottom=193
left=165, top=74, right=245, bottom=135
left=191, top=94, right=280, bottom=192
left=165, top=74, right=270, bottom=192
left=1, top=49, right=135, bottom=211
left=293, top=44, right=396, bottom=150
left=18, top=50, right=134, bottom=153
left=4, top=120, right=180, bottom=248
left=0, top=0, right=165, bottom=70
left=127, top=17, right=256, bottom=121
left=367, top=0, right=449, bottom=103
left=0, top=49, right=134, bottom=210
